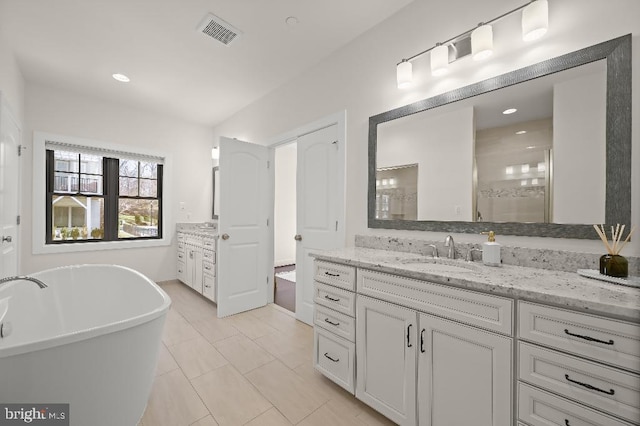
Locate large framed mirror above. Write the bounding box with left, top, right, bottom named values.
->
left=368, top=35, right=631, bottom=239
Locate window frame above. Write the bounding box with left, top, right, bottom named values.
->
left=33, top=132, right=173, bottom=254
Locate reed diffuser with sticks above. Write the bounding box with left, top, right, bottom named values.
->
left=593, top=223, right=635, bottom=278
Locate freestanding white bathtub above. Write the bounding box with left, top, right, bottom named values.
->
left=0, top=264, right=171, bottom=426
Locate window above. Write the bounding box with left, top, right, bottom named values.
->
left=45, top=142, right=164, bottom=244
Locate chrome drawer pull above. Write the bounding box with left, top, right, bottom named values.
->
left=565, top=420, right=570, bottom=426
left=564, top=329, right=614, bottom=345
left=324, top=353, right=339, bottom=363
left=324, top=272, right=340, bottom=277
left=420, top=328, right=426, bottom=353
left=407, top=324, right=413, bottom=348
left=564, top=374, right=615, bottom=395
left=324, top=318, right=340, bottom=326
left=324, top=295, right=340, bottom=302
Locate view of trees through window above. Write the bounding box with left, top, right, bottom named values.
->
left=48, top=149, right=162, bottom=243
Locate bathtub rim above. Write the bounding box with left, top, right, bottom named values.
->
left=0, top=264, right=171, bottom=359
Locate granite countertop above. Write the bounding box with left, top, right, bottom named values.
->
left=311, top=247, right=640, bottom=323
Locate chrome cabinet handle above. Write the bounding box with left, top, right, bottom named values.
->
left=565, top=374, right=615, bottom=395
left=324, top=272, right=340, bottom=277
left=564, top=329, right=614, bottom=345
left=221, top=234, right=230, bottom=240
left=324, top=295, right=340, bottom=302
left=294, top=234, right=302, bottom=241
left=324, top=318, right=340, bottom=326
left=420, top=328, right=426, bottom=353
left=407, top=324, right=413, bottom=348
left=2, top=236, right=11, bottom=243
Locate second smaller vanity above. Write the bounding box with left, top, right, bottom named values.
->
left=311, top=243, right=640, bottom=426
left=177, top=226, right=217, bottom=302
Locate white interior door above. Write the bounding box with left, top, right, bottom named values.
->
left=217, top=137, right=269, bottom=317
left=0, top=94, right=20, bottom=278
left=295, top=124, right=344, bottom=325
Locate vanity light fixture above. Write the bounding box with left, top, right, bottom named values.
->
left=211, top=147, right=219, bottom=160
left=396, top=0, right=549, bottom=88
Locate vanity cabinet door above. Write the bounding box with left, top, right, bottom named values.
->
left=356, top=295, right=417, bottom=426
left=418, top=313, right=512, bottom=426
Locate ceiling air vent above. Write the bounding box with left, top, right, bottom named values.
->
left=197, top=13, right=242, bottom=46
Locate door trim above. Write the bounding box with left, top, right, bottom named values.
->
left=266, top=110, right=347, bottom=304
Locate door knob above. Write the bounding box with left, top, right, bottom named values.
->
left=221, top=234, right=230, bottom=240
left=294, top=234, right=302, bottom=241
left=2, top=236, right=11, bottom=243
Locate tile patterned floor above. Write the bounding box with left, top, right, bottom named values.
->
left=139, top=280, right=395, bottom=426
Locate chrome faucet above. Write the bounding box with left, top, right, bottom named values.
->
left=427, top=244, right=439, bottom=258
left=0, top=276, right=48, bottom=289
left=444, top=235, right=455, bottom=259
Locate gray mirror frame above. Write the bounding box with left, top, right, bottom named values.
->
left=368, top=34, right=631, bottom=239
left=212, top=166, right=219, bottom=220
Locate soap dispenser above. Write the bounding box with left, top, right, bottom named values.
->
left=481, top=231, right=501, bottom=267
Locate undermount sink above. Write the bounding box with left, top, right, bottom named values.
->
left=401, top=257, right=480, bottom=274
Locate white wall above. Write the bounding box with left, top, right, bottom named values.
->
left=378, top=106, right=474, bottom=220
left=211, top=0, right=640, bottom=257
left=21, top=83, right=214, bottom=281
left=274, top=142, right=296, bottom=266
left=553, top=69, right=607, bottom=224
left=0, top=36, right=24, bottom=124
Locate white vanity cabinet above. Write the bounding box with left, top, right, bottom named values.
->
left=177, top=232, right=217, bottom=300
left=313, top=260, right=357, bottom=393
left=355, top=268, right=513, bottom=426
left=202, top=237, right=216, bottom=302
left=356, top=295, right=417, bottom=426
left=517, top=301, right=640, bottom=426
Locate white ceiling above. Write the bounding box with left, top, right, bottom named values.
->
left=0, top=0, right=414, bottom=127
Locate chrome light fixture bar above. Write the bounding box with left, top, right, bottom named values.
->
left=397, top=0, right=548, bottom=88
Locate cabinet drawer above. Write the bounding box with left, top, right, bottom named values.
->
left=314, top=327, right=355, bottom=394
left=177, top=260, right=186, bottom=283
left=518, top=383, right=634, bottom=426
left=314, top=282, right=355, bottom=317
left=315, top=260, right=356, bottom=291
left=203, top=249, right=215, bottom=263
left=518, top=301, right=640, bottom=372
left=203, top=261, right=215, bottom=276
left=203, top=273, right=215, bottom=302
left=357, top=268, right=513, bottom=335
left=314, top=304, right=355, bottom=342
left=519, top=342, right=640, bottom=424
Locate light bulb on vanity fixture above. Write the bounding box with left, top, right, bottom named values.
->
left=430, top=43, right=449, bottom=76
left=396, top=60, right=413, bottom=88
left=395, top=0, right=549, bottom=88
left=471, top=23, right=493, bottom=61
left=522, top=0, right=549, bottom=41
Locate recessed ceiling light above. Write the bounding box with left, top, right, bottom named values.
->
left=502, top=108, right=517, bottom=115
left=526, top=146, right=536, bottom=149
left=112, top=73, right=130, bottom=83
left=285, top=16, right=299, bottom=26
left=515, top=130, right=527, bottom=135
